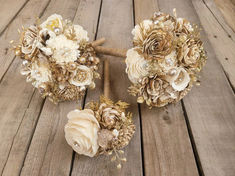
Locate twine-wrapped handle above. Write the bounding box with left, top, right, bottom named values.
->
left=91, top=38, right=106, bottom=47
left=104, top=59, right=110, bottom=98
left=94, top=46, right=127, bottom=58
left=91, top=38, right=127, bottom=58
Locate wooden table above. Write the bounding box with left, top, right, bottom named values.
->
left=0, top=0, right=234, bottom=175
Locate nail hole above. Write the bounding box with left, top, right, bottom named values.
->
left=214, top=35, right=217, bottom=38
left=163, top=115, right=169, bottom=121
left=225, top=57, right=228, bottom=60
left=4, top=48, right=8, bottom=55
left=163, top=115, right=171, bottom=124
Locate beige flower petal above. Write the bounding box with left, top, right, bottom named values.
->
left=65, top=109, right=100, bottom=157
left=125, top=48, right=149, bottom=84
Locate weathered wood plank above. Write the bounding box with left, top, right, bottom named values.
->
left=0, top=0, right=51, bottom=175
left=19, top=0, right=102, bottom=175
left=0, top=0, right=28, bottom=34
left=20, top=100, right=79, bottom=176
left=73, top=0, right=101, bottom=40
left=0, top=59, right=44, bottom=176
left=134, top=0, right=199, bottom=175
left=191, top=0, right=235, bottom=89
left=214, top=0, right=235, bottom=33
left=71, top=0, right=143, bottom=175
left=140, top=103, right=199, bottom=176
left=0, top=0, right=51, bottom=80
left=1, top=90, right=44, bottom=176
left=159, top=0, right=235, bottom=175
left=134, top=0, right=158, bottom=24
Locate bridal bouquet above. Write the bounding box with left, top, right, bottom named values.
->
left=126, top=10, right=207, bottom=107
left=13, top=14, right=100, bottom=103
left=64, top=96, right=135, bottom=168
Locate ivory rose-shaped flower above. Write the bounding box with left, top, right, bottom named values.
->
left=40, top=14, right=63, bottom=32
left=159, top=51, right=177, bottom=72
left=142, top=28, right=173, bottom=58
left=28, top=62, right=52, bottom=88
left=20, top=25, right=39, bottom=57
left=64, top=109, right=100, bottom=157
left=125, top=48, right=149, bottom=84
left=74, top=25, right=89, bottom=42
left=166, top=67, right=190, bottom=91
left=152, top=12, right=175, bottom=31
left=132, top=20, right=153, bottom=41
left=46, top=34, right=80, bottom=64
left=176, top=18, right=193, bottom=33
left=178, top=39, right=203, bottom=68
left=69, top=65, right=93, bottom=87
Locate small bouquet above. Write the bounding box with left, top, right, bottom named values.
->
left=65, top=96, right=135, bottom=168
left=126, top=10, right=207, bottom=107
left=12, top=14, right=100, bottom=103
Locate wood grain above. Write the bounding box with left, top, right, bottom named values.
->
left=0, top=59, right=44, bottom=176
left=214, top=0, right=235, bottom=32
left=0, top=0, right=50, bottom=80
left=134, top=0, right=199, bottom=175
left=191, top=0, right=235, bottom=89
left=0, top=0, right=51, bottom=175
left=159, top=0, right=235, bottom=175
left=134, top=0, right=158, bottom=24
left=0, top=0, right=28, bottom=34
left=71, top=0, right=143, bottom=175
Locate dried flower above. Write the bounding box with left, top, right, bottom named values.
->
left=97, top=129, right=114, bottom=149
left=46, top=34, right=80, bottom=64
left=40, top=14, right=63, bottom=32
left=73, top=25, right=89, bottom=42
left=64, top=109, right=100, bottom=157
left=125, top=48, right=149, bottom=84
left=165, top=67, right=190, bottom=91
left=20, top=25, right=40, bottom=58
left=69, top=65, right=93, bottom=87
left=142, top=28, right=173, bottom=58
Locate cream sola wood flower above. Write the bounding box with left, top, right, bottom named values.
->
left=92, top=9, right=207, bottom=108
left=64, top=60, right=135, bottom=169
left=12, top=14, right=105, bottom=104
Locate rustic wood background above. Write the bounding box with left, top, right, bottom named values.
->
left=0, top=0, right=234, bottom=175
